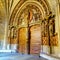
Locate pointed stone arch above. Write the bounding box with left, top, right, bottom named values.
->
left=9, top=0, right=51, bottom=25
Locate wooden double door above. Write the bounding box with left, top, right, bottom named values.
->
left=18, top=25, right=41, bottom=55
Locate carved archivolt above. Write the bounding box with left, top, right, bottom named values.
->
left=9, top=0, right=51, bottom=25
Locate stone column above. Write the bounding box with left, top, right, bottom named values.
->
left=2, top=20, right=8, bottom=50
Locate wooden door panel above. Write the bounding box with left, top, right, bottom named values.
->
left=30, top=25, right=41, bottom=55
left=18, top=28, right=28, bottom=53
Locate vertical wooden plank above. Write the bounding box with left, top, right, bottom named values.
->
left=18, top=28, right=28, bottom=54
left=30, top=25, right=41, bottom=56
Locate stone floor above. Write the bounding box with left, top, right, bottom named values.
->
left=26, top=56, right=48, bottom=60
left=0, top=53, right=48, bottom=60
left=0, top=56, right=48, bottom=60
